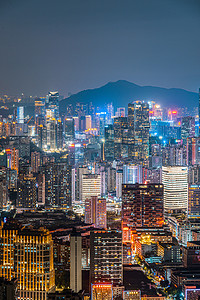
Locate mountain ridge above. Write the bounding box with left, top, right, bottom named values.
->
left=59, top=80, right=198, bottom=113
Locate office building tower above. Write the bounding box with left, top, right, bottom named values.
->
left=186, top=137, right=200, bottom=166
left=15, top=227, right=55, bottom=300
left=17, top=106, right=24, bottom=124
left=17, top=174, right=37, bottom=208
left=31, top=151, right=41, bottom=173
left=189, top=165, right=200, bottom=184
left=188, top=185, right=200, bottom=218
left=81, top=174, right=101, bottom=204
left=76, top=166, right=90, bottom=202
left=122, top=184, right=164, bottom=236
left=0, top=222, right=55, bottom=300
left=91, top=284, right=113, bottom=300
left=70, top=231, right=82, bottom=293
left=38, top=124, right=47, bottom=149
left=43, top=162, right=72, bottom=207
left=104, top=125, right=114, bottom=161
left=57, top=120, right=63, bottom=149
left=114, top=117, right=128, bottom=159
left=35, top=97, right=46, bottom=117
left=181, top=116, right=195, bottom=140
left=46, top=91, right=59, bottom=120
left=90, top=230, right=123, bottom=285
left=123, top=165, right=142, bottom=184
left=85, top=196, right=107, bottom=229
left=128, top=102, right=150, bottom=165
left=162, top=166, right=188, bottom=213
left=0, top=222, right=18, bottom=280
left=0, top=171, right=8, bottom=209
left=47, top=118, right=57, bottom=150
left=116, top=107, right=125, bottom=117
left=65, top=118, right=75, bottom=142
left=116, top=170, right=123, bottom=198
left=85, top=115, right=92, bottom=130
left=5, top=148, right=19, bottom=174
left=38, top=172, right=45, bottom=205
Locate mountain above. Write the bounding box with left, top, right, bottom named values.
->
left=59, top=80, right=198, bottom=113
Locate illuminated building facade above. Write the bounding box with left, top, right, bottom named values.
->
left=123, top=290, right=141, bottom=300
left=15, top=227, right=55, bottom=300
left=81, top=174, right=101, bottom=204
left=113, top=117, right=128, bottom=159
left=90, top=230, right=123, bottom=285
left=181, top=116, right=195, bottom=140
left=64, top=117, right=74, bottom=142
left=85, top=196, right=107, bottom=229
left=162, top=166, right=188, bottom=213
left=0, top=222, right=55, bottom=300
left=91, top=284, right=113, bottom=300
left=70, top=231, right=82, bottom=293
left=46, top=91, right=59, bottom=120
left=128, top=102, right=150, bottom=166
left=188, top=185, right=200, bottom=218
left=17, top=173, right=37, bottom=208
left=122, top=184, right=164, bottom=240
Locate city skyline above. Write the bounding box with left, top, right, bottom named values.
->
left=0, top=0, right=200, bottom=96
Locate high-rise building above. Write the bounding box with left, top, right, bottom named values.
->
left=162, top=166, right=188, bottom=213
left=85, top=196, right=107, bottom=229
left=35, top=97, right=46, bottom=117
left=57, top=120, right=63, bottom=149
left=17, top=106, right=24, bottom=124
left=181, top=116, right=195, bottom=140
left=122, top=184, right=164, bottom=238
left=123, top=165, right=142, bottom=184
left=90, top=230, right=123, bottom=285
left=15, top=227, right=55, bottom=300
left=91, top=284, right=113, bottom=300
left=81, top=174, right=101, bottom=204
left=113, top=117, right=128, bottom=159
left=17, top=173, right=37, bottom=208
left=104, top=125, right=114, bottom=161
left=43, top=162, right=72, bottom=207
left=0, top=222, right=55, bottom=299
left=5, top=148, right=19, bottom=174
left=116, top=170, right=123, bottom=198
left=128, top=102, right=150, bottom=165
left=46, top=91, right=59, bottom=120
left=31, top=151, right=41, bottom=173
left=186, top=137, right=200, bottom=166
left=188, top=185, right=200, bottom=218
left=70, top=231, right=82, bottom=293
left=37, top=124, right=47, bottom=149
left=64, top=118, right=74, bottom=142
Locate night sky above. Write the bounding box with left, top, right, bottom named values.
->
left=0, top=0, right=200, bottom=96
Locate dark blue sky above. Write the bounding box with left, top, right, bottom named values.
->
left=0, top=0, right=200, bottom=96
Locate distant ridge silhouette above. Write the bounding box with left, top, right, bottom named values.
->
left=60, top=80, right=198, bottom=113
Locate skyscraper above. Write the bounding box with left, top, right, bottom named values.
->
left=90, top=230, right=123, bottom=285
left=85, top=196, right=107, bottom=229
left=188, top=184, right=200, bottom=218
left=162, top=166, right=188, bottom=213
left=181, top=116, right=195, bottom=140
left=70, top=231, right=82, bottom=293
left=81, top=174, right=101, bottom=204
left=113, top=117, right=128, bottom=159
left=128, top=101, right=150, bottom=166
left=17, top=173, right=37, bottom=208
left=122, top=183, right=164, bottom=236
left=0, top=222, right=55, bottom=299
left=46, top=91, right=59, bottom=120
